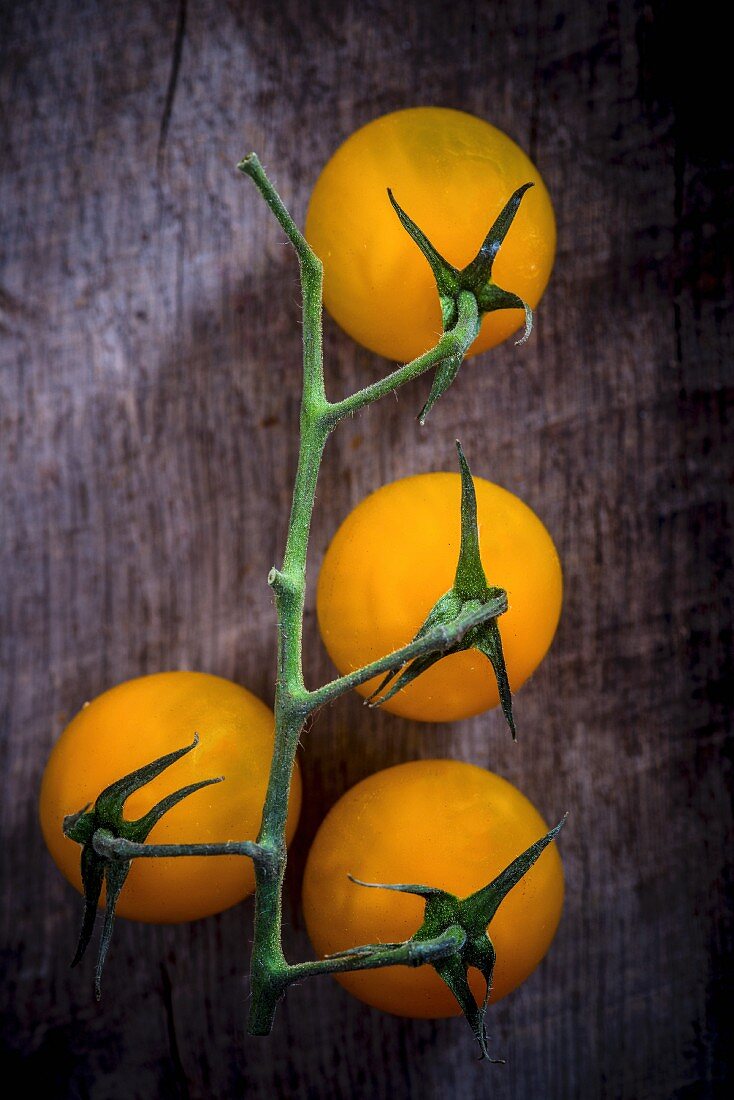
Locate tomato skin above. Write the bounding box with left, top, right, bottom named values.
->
left=317, top=472, right=562, bottom=723
left=305, top=106, right=556, bottom=363
left=39, top=671, right=302, bottom=923
left=302, top=760, right=564, bottom=1018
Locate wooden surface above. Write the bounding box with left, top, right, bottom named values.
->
left=2, top=1, right=732, bottom=1097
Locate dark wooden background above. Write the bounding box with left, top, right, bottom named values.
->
left=2, top=1, right=731, bottom=1097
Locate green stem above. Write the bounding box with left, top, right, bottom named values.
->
left=286, top=924, right=466, bottom=981
left=235, top=158, right=488, bottom=1035
left=91, top=830, right=270, bottom=864
left=237, top=156, right=331, bottom=1033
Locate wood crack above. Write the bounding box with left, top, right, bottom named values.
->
left=157, top=0, right=188, bottom=164
left=160, top=960, right=191, bottom=1099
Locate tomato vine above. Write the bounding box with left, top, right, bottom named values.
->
left=59, top=151, right=564, bottom=1060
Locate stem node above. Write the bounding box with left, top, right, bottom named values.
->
left=268, top=567, right=294, bottom=597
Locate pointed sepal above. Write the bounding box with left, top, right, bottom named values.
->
left=71, top=844, right=105, bottom=968
left=459, top=183, right=534, bottom=347
left=459, top=815, right=568, bottom=935
left=459, top=182, right=534, bottom=289
left=473, top=285, right=533, bottom=346
left=432, top=952, right=503, bottom=1061
left=473, top=616, right=515, bottom=738
left=454, top=440, right=488, bottom=600
left=387, top=189, right=460, bottom=329
left=94, top=859, right=131, bottom=1001
left=417, top=350, right=464, bottom=426
left=348, top=874, right=450, bottom=902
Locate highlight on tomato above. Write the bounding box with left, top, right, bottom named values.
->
left=302, top=759, right=564, bottom=1018
left=39, top=671, right=302, bottom=923
left=305, top=106, right=556, bottom=363
left=316, top=470, right=562, bottom=723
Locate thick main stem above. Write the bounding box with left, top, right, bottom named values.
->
left=249, top=416, right=327, bottom=1034
left=248, top=236, right=329, bottom=1033
left=237, top=155, right=484, bottom=1034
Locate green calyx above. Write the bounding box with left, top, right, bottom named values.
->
left=369, top=440, right=516, bottom=737
left=63, top=735, right=223, bottom=999
left=350, top=814, right=567, bottom=1059
left=388, top=183, right=534, bottom=422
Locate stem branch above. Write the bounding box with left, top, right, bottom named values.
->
left=286, top=924, right=466, bottom=982
left=92, top=830, right=270, bottom=865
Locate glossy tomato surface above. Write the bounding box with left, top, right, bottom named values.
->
left=317, top=472, right=562, bottom=722
left=302, top=760, right=564, bottom=1017
left=40, top=671, right=301, bottom=923
left=305, top=106, right=556, bottom=362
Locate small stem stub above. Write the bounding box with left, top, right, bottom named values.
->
left=368, top=441, right=516, bottom=737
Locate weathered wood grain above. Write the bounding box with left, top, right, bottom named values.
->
left=1, top=1, right=731, bottom=1097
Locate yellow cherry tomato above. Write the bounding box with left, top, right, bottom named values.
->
left=305, top=106, right=556, bottom=362
left=302, top=760, right=564, bottom=1017
left=317, top=472, right=562, bottom=722
left=39, top=671, right=301, bottom=923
